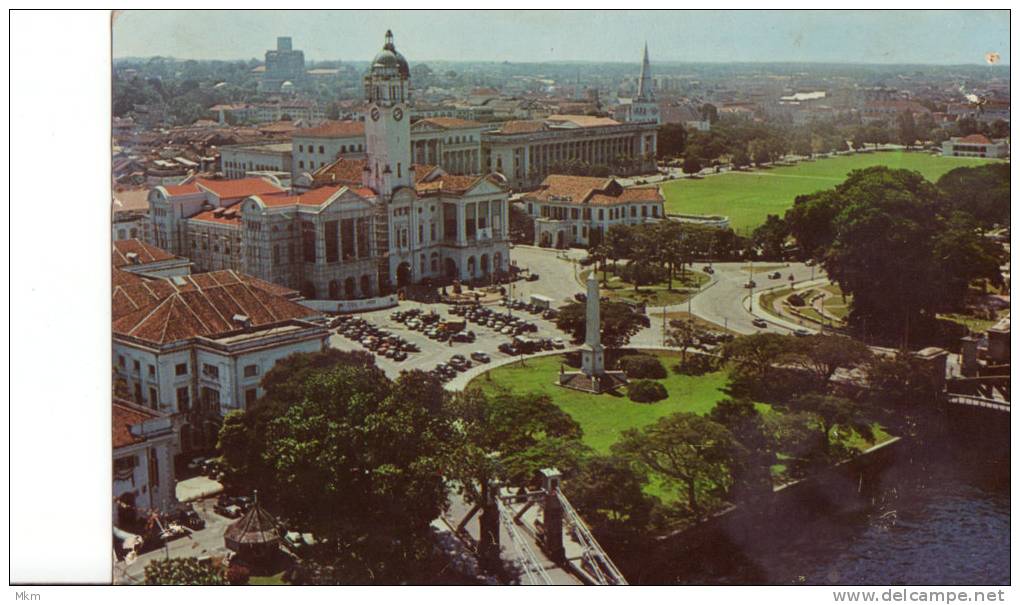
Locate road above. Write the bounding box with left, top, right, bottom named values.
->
left=679, top=261, right=823, bottom=335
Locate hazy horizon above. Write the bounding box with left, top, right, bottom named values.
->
left=112, top=10, right=1010, bottom=66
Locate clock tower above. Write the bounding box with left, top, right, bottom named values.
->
left=363, top=30, right=412, bottom=196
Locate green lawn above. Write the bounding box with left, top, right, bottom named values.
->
left=661, top=151, right=1003, bottom=232
left=580, top=267, right=710, bottom=307
left=470, top=350, right=731, bottom=453
left=248, top=571, right=286, bottom=585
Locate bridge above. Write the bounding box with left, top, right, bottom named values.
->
left=946, top=375, right=1010, bottom=413
left=439, top=468, right=627, bottom=585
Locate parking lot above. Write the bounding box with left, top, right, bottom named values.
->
left=328, top=295, right=573, bottom=382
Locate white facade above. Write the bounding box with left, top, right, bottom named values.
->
left=113, top=403, right=177, bottom=519
left=221, top=143, right=293, bottom=179
left=941, top=136, right=1009, bottom=158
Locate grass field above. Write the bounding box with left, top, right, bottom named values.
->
left=470, top=350, right=731, bottom=453
left=660, top=151, right=1003, bottom=232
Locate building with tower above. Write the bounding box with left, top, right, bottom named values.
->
left=149, top=31, right=510, bottom=300
left=614, top=44, right=661, bottom=125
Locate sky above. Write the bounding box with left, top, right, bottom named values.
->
left=112, top=10, right=1010, bottom=65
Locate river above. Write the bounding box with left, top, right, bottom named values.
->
left=645, top=439, right=1010, bottom=585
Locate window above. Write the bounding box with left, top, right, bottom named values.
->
left=318, top=145, right=324, bottom=154
left=244, top=364, right=259, bottom=378
left=148, top=365, right=155, bottom=377
left=149, top=387, right=158, bottom=409
left=202, top=363, right=219, bottom=379
left=175, top=363, right=187, bottom=376
left=118, top=355, right=125, bottom=368
left=177, top=386, right=190, bottom=412
left=114, top=456, right=137, bottom=477
left=298, top=145, right=303, bottom=152
left=245, top=388, right=258, bottom=407
left=298, top=160, right=304, bottom=169
left=201, top=387, right=220, bottom=411
left=148, top=449, right=160, bottom=488
left=652, top=206, right=659, bottom=218
left=598, top=209, right=605, bottom=221
left=132, top=360, right=140, bottom=372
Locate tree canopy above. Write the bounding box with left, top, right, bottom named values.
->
left=555, top=300, right=647, bottom=349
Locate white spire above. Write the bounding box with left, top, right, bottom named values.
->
left=637, top=42, right=654, bottom=101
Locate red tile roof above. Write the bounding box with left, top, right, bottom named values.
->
left=295, top=120, right=365, bottom=139
left=189, top=206, right=243, bottom=225
left=113, top=401, right=160, bottom=449
left=495, top=120, right=547, bottom=135
left=162, top=183, right=201, bottom=196
left=311, top=157, right=367, bottom=187
left=257, top=185, right=349, bottom=208
left=415, top=174, right=491, bottom=196
left=113, top=269, right=317, bottom=345
left=195, top=177, right=284, bottom=200
left=112, top=240, right=179, bottom=267
left=525, top=175, right=663, bottom=206
left=957, top=134, right=994, bottom=145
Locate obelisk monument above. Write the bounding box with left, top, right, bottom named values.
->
left=580, top=272, right=604, bottom=376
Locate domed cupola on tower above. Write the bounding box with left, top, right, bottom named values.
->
left=364, top=30, right=410, bottom=106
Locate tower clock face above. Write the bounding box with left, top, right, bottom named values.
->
left=392, top=107, right=403, bottom=121
left=370, top=107, right=381, bottom=121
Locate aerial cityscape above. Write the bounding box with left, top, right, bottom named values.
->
left=105, top=10, right=1009, bottom=587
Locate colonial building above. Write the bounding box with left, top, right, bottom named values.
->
left=941, top=134, right=1009, bottom=158
left=113, top=400, right=177, bottom=521
left=220, top=142, right=294, bottom=180
left=289, top=116, right=485, bottom=183
left=292, top=120, right=367, bottom=176
left=520, top=174, right=664, bottom=248
left=148, top=31, right=510, bottom=299
left=481, top=114, right=658, bottom=189
left=112, top=266, right=328, bottom=452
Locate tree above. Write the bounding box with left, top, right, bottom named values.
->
left=657, top=123, right=687, bottom=159
left=708, top=399, right=775, bottom=498
left=731, top=146, right=751, bottom=170
left=721, top=333, right=794, bottom=383
left=937, top=163, right=1011, bottom=229
left=896, top=110, right=918, bottom=148
left=565, top=455, right=655, bottom=550
left=555, top=300, right=647, bottom=349
left=144, top=558, right=226, bottom=585
left=784, top=189, right=843, bottom=260
left=821, top=167, right=1002, bottom=339
left=605, top=224, right=633, bottom=274
left=665, top=318, right=710, bottom=367
left=780, top=334, right=873, bottom=389
left=785, top=393, right=872, bottom=458
left=751, top=214, right=789, bottom=260
left=447, top=387, right=585, bottom=502
left=217, top=352, right=454, bottom=584
left=614, top=413, right=742, bottom=516
left=682, top=154, right=703, bottom=178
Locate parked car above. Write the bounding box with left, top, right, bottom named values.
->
left=552, top=338, right=565, bottom=349
left=527, top=273, right=540, bottom=282
left=769, top=271, right=782, bottom=279
left=744, top=280, right=757, bottom=289
left=470, top=351, right=491, bottom=363
left=794, top=328, right=811, bottom=337
left=752, top=318, right=768, bottom=328
left=703, top=266, right=715, bottom=274
left=574, top=293, right=587, bottom=303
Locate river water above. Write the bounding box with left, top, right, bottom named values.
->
left=659, top=440, right=1010, bottom=585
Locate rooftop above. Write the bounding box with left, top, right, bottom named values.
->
left=524, top=175, right=663, bottom=206
left=294, top=120, right=365, bottom=139
left=112, top=401, right=161, bottom=449
left=112, top=239, right=181, bottom=268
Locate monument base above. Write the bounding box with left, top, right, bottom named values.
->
left=558, top=370, right=629, bottom=394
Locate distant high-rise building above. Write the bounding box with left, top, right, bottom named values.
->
left=259, top=36, right=307, bottom=93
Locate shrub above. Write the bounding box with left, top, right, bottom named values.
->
left=628, top=380, right=668, bottom=403
left=618, top=355, right=668, bottom=379
left=673, top=354, right=719, bottom=376
left=226, top=563, right=251, bottom=586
